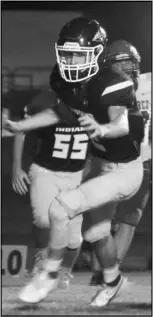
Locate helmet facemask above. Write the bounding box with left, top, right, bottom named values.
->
left=55, top=42, right=103, bottom=82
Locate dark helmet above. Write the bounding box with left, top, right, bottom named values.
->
left=104, top=40, right=141, bottom=89
left=55, top=16, right=107, bottom=82
left=104, top=40, right=141, bottom=75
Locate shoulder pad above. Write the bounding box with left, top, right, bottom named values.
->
left=102, top=79, right=133, bottom=97
left=101, top=73, right=135, bottom=107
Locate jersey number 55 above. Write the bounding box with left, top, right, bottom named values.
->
left=53, top=133, right=89, bottom=160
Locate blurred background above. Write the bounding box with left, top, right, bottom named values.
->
left=2, top=1, right=152, bottom=277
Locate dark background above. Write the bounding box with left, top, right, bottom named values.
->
left=2, top=1, right=152, bottom=73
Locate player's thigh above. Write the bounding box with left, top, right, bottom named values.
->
left=80, top=158, right=143, bottom=211
left=29, top=164, right=59, bottom=227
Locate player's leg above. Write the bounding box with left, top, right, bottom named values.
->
left=60, top=214, right=83, bottom=288
left=19, top=170, right=83, bottom=303
left=30, top=225, right=50, bottom=275
left=48, top=157, right=143, bottom=301
left=45, top=171, right=83, bottom=284
left=26, top=158, right=143, bottom=304
left=115, top=160, right=150, bottom=263
left=76, top=159, right=143, bottom=306
left=90, top=250, right=103, bottom=285
left=57, top=157, right=143, bottom=219
left=29, top=164, right=62, bottom=273
left=89, top=215, right=117, bottom=286
left=82, top=203, right=116, bottom=286
left=82, top=203, right=124, bottom=307
left=66, top=214, right=83, bottom=269
left=81, top=158, right=116, bottom=285
left=89, top=203, right=142, bottom=286
left=90, top=160, right=150, bottom=286
left=60, top=157, right=93, bottom=284
left=51, top=157, right=143, bottom=264
left=18, top=164, right=60, bottom=303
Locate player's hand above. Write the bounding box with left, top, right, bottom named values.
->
left=2, top=109, right=19, bottom=133
left=2, top=108, right=9, bottom=128
left=12, top=169, right=30, bottom=195
left=78, top=115, right=103, bottom=140
left=3, top=119, right=19, bottom=133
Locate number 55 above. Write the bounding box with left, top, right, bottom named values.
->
left=53, top=133, right=89, bottom=159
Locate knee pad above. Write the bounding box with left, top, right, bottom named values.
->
left=49, top=197, right=69, bottom=249
left=116, top=208, right=143, bottom=227
left=59, top=189, right=85, bottom=218
left=83, top=220, right=111, bottom=243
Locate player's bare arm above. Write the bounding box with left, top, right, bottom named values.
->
left=12, top=132, right=30, bottom=195
left=79, top=106, right=129, bottom=139
left=3, top=108, right=60, bottom=133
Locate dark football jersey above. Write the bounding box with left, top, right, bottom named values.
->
left=87, top=71, right=144, bottom=162
left=50, top=66, right=144, bottom=163
left=23, top=90, right=90, bottom=172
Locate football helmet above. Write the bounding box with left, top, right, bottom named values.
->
left=55, top=17, right=107, bottom=82
left=104, top=40, right=141, bottom=76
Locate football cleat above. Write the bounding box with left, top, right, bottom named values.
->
left=18, top=270, right=59, bottom=304
left=90, top=275, right=126, bottom=307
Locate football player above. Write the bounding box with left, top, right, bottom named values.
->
left=2, top=17, right=108, bottom=302
left=3, top=24, right=144, bottom=306
left=11, top=89, right=86, bottom=277
left=16, top=39, right=143, bottom=306
left=73, top=41, right=144, bottom=306
left=8, top=89, right=88, bottom=281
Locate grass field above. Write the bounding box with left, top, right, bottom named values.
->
left=2, top=272, right=152, bottom=315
